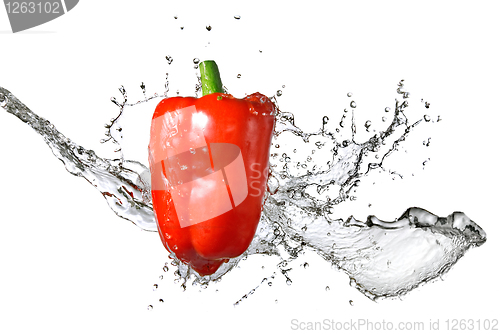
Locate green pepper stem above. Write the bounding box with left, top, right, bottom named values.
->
left=199, top=60, right=224, bottom=96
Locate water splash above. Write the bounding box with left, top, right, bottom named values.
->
left=0, top=86, right=157, bottom=232
left=0, top=79, right=486, bottom=303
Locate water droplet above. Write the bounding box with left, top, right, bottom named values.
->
left=382, top=117, right=387, bottom=122
left=237, top=74, right=241, bottom=78
left=147, top=305, right=153, bottom=310
left=347, top=92, right=352, bottom=97
left=206, top=26, right=212, bottom=31
left=325, top=286, right=330, bottom=291
left=350, top=101, right=356, bottom=108
left=159, top=275, right=163, bottom=280
left=153, top=284, right=158, bottom=291
left=303, top=262, right=309, bottom=268
left=268, top=282, right=273, bottom=286
left=424, top=115, right=431, bottom=122
left=385, top=107, right=390, bottom=112
left=165, top=56, right=173, bottom=64
left=159, top=299, right=164, bottom=303
left=163, top=265, right=169, bottom=272
left=349, top=300, right=354, bottom=306
left=364, top=120, right=372, bottom=131
left=234, top=15, right=241, bottom=20
left=193, top=58, right=200, bottom=64
left=174, top=16, right=178, bottom=19
left=277, top=90, right=282, bottom=97
left=189, top=148, right=196, bottom=154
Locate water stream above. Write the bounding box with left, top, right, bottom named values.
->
left=0, top=79, right=486, bottom=304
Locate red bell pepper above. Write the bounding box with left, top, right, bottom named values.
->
left=148, top=61, right=276, bottom=275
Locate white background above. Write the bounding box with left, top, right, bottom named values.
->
left=1, top=1, right=499, bottom=333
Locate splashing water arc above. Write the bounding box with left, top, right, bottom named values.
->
left=0, top=80, right=486, bottom=301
